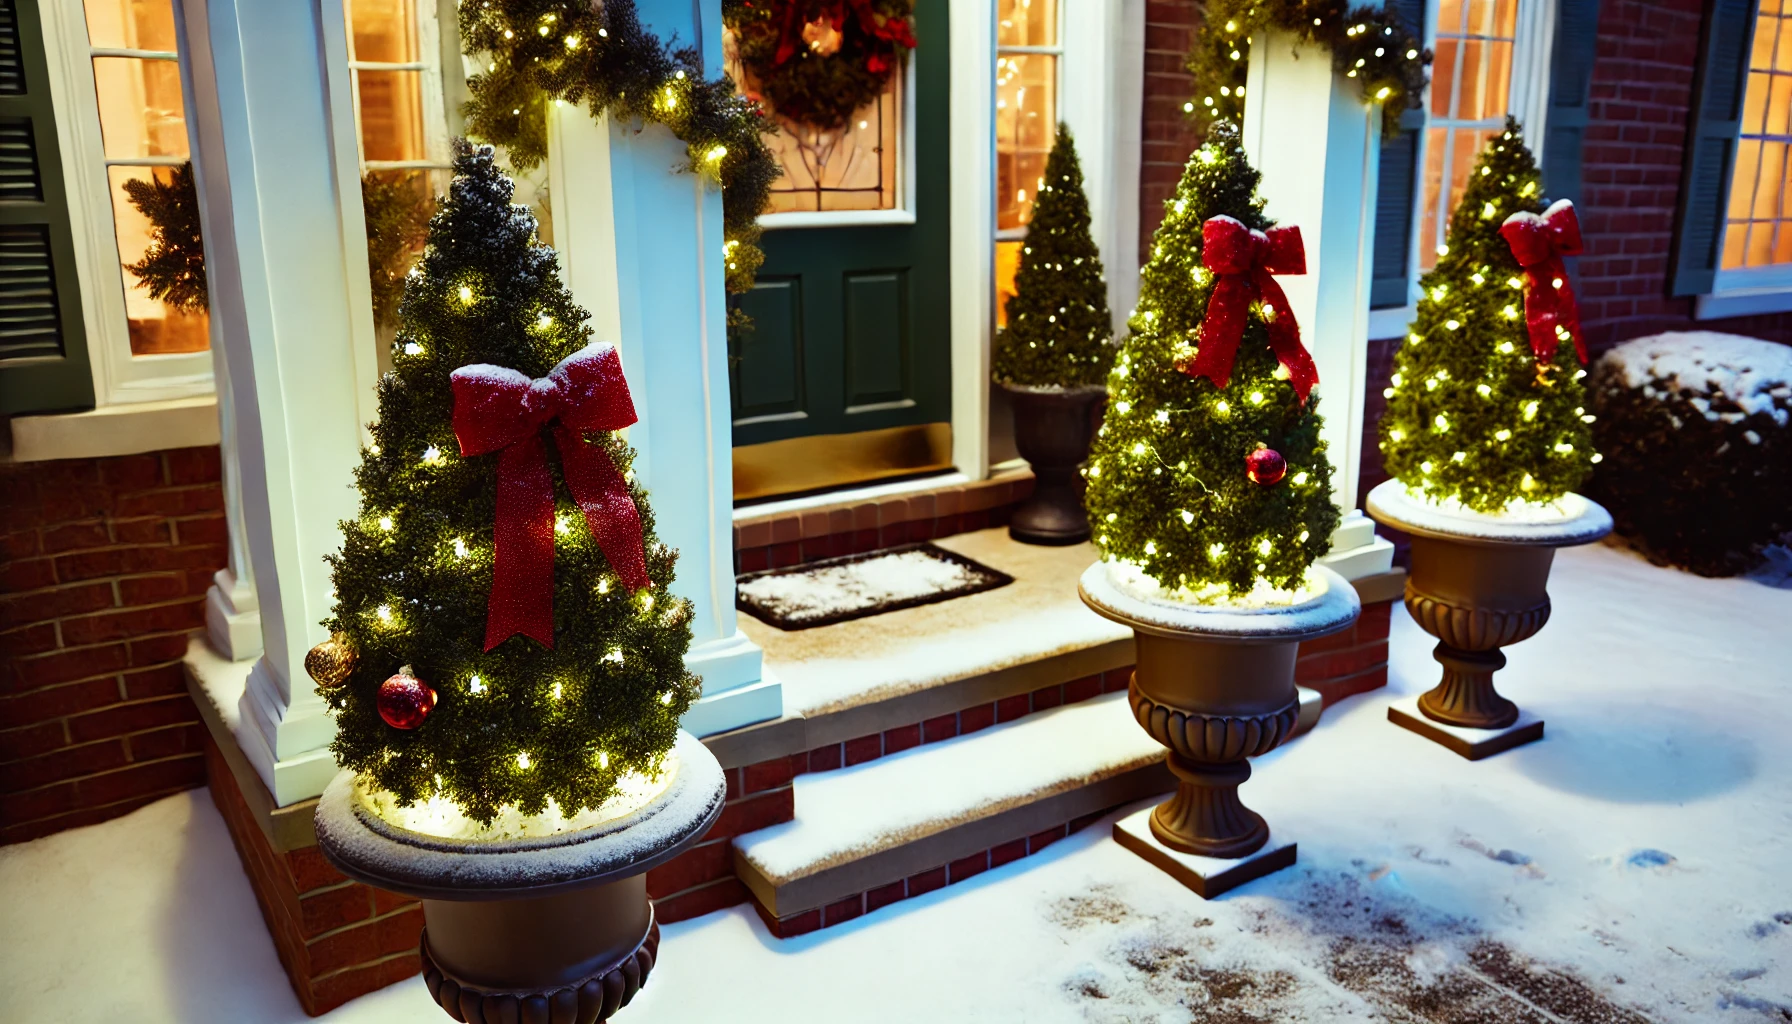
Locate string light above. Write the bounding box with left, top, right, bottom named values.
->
left=517, top=752, right=532, bottom=769
left=378, top=516, right=394, bottom=531
left=469, top=674, right=485, bottom=694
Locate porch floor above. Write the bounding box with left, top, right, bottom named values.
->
left=3, top=541, right=1789, bottom=1023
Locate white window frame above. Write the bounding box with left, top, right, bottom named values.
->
left=37, top=1, right=215, bottom=408
left=344, top=0, right=457, bottom=176
left=994, top=7, right=1064, bottom=250
left=1698, top=9, right=1792, bottom=319
left=1368, top=0, right=1556, bottom=340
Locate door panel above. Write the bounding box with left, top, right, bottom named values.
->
left=843, top=269, right=910, bottom=412
left=733, top=275, right=805, bottom=423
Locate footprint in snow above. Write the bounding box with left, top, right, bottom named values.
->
left=1625, top=848, right=1676, bottom=869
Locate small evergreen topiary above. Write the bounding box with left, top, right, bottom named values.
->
left=1377, top=118, right=1594, bottom=512
left=993, top=123, right=1114, bottom=389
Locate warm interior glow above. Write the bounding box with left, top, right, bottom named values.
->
left=1418, top=0, right=1519, bottom=270
left=1722, top=2, right=1792, bottom=269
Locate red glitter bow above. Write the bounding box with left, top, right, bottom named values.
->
left=451, top=343, right=649, bottom=651
left=1186, top=215, right=1318, bottom=403
left=1499, top=199, right=1587, bottom=366
left=773, top=1, right=914, bottom=67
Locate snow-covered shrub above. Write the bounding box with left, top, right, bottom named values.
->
left=1588, top=332, right=1792, bottom=576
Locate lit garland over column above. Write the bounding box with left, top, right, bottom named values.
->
left=460, top=0, right=781, bottom=311
left=1186, top=0, right=1431, bottom=141
left=1084, top=122, right=1339, bottom=599
left=1378, top=118, right=1597, bottom=512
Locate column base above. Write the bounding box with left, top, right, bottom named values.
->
left=238, top=658, right=339, bottom=805
left=1387, top=696, right=1544, bottom=761
left=1319, top=511, right=1396, bottom=580
left=1290, top=686, right=1324, bottom=737
left=1113, top=806, right=1297, bottom=899
left=205, top=568, right=262, bottom=662
left=682, top=631, right=781, bottom=738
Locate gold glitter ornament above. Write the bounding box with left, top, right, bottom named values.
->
left=305, top=633, right=357, bottom=689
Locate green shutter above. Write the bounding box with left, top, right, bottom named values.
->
left=1669, top=0, right=1755, bottom=297
left=1540, top=0, right=1601, bottom=209
left=0, top=0, right=93, bottom=415
left=1370, top=0, right=1426, bottom=310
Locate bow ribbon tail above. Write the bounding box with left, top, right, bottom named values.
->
left=555, top=426, right=652, bottom=594
left=1188, top=276, right=1251, bottom=391
left=1549, top=258, right=1588, bottom=364
left=487, top=433, right=557, bottom=651
left=1253, top=270, right=1318, bottom=404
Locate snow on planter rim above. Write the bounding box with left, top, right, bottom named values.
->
left=313, top=730, right=725, bottom=900
left=1078, top=561, right=1359, bottom=643
left=1367, top=478, right=1613, bottom=547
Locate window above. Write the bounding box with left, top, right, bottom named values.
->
left=1721, top=2, right=1792, bottom=272
left=1418, top=0, right=1519, bottom=269
left=995, top=0, right=1059, bottom=328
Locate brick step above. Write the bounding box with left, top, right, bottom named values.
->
left=732, top=691, right=1171, bottom=938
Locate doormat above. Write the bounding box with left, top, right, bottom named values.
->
left=737, top=543, right=1015, bottom=631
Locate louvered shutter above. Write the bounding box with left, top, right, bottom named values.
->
left=1669, top=0, right=1755, bottom=297
left=1370, top=0, right=1426, bottom=310
left=0, top=0, right=93, bottom=415
left=1541, top=0, right=1600, bottom=210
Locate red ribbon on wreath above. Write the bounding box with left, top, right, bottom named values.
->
left=1185, top=215, right=1319, bottom=403
left=451, top=343, right=650, bottom=651
left=773, top=2, right=915, bottom=69
left=1499, top=199, right=1587, bottom=366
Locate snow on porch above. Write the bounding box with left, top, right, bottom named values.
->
left=1, top=541, right=1789, bottom=1022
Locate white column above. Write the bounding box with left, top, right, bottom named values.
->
left=1242, top=32, right=1394, bottom=581
left=545, top=0, right=779, bottom=737
left=201, top=337, right=261, bottom=661
left=176, top=0, right=381, bottom=803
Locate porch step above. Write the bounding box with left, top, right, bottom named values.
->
left=732, top=690, right=1170, bottom=935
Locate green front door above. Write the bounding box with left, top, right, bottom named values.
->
left=730, top=0, right=952, bottom=501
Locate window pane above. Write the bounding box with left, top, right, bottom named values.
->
left=995, top=239, right=1023, bottom=328
left=1430, top=40, right=1458, bottom=118
left=83, top=0, right=178, bottom=52
left=1768, top=72, right=1792, bottom=137
left=1754, top=141, right=1786, bottom=219
left=1731, top=139, right=1762, bottom=220
left=1455, top=40, right=1512, bottom=120
left=357, top=69, right=427, bottom=162
left=1419, top=127, right=1449, bottom=268
left=996, top=0, right=1057, bottom=48
left=91, top=57, right=188, bottom=160
left=1436, top=0, right=1465, bottom=36
left=1722, top=8, right=1792, bottom=270
left=349, top=0, right=420, bottom=64
left=1745, top=70, right=1772, bottom=135
left=108, top=165, right=210, bottom=355
left=995, top=53, right=1056, bottom=231
left=1466, top=0, right=1519, bottom=38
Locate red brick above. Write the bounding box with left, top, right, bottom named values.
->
left=0, top=623, right=58, bottom=658
left=60, top=601, right=203, bottom=645
left=0, top=791, right=170, bottom=844
left=99, top=454, right=164, bottom=490
left=307, top=953, right=418, bottom=1016
left=9, top=643, right=129, bottom=689
left=822, top=894, right=864, bottom=927
left=843, top=733, right=882, bottom=766
left=990, top=837, right=1029, bottom=869
left=1031, top=685, right=1063, bottom=712
left=304, top=919, right=381, bottom=976
left=1068, top=810, right=1107, bottom=834
left=766, top=907, right=821, bottom=939
left=371, top=886, right=416, bottom=916
left=166, top=447, right=222, bottom=485
left=864, top=879, right=907, bottom=914
left=299, top=884, right=372, bottom=939
left=114, top=488, right=224, bottom=518
left=40, top=521, right=110, bottom=554
left=907, top=866, right=947, bottom=897
left=724, top=766, right=742, bottom=801
left=958, top=703, right=995, bottom=735
left=1064, top=673, right=1104, bottom=705
left=75, top=754, right=203, bottom=806
left=119, top=543, right=227, bottom=574
left=711, top=786, right=794, bottom=839
left=1295, top=644, right=1387, bottom=685
left=0, top=739, right=129, bottom=790
left=995, top=693, right=1030, bottom=722
left=742, top=755, right=794, bottom=795
left=921, top=714, right=957, bottom=744
left=122, top=663, right=189, bottom=700
left=118, top=574, right=192, bottom=607
left=128, top=633, right=192, bottom=666
left=882, top=723, right=920, bottom=755
left=655, top=876, right=748, bottom=924
left=68, top=694, right=197, bottom=743
left=0, top=528, right=39, bottom=559
left=948, top=851, right=988, bottom=883
left=1103, top=667, right=1133, bottom=693
left=0, top=557, right=56, bottom=592
left=127, top=722, right=204, bottom=761
left=0, top=678, right=122, bottom=726
left=646, top=838, right=733, bottom=897
left=0, top=722, right=66, bottom=762
left=1358, top=601, right=1392, bottom=640
left=111, top=517, right=171, bottom=545
left=0, top=780, right=77, bottom=823
left=370, top=904, right=425, bottom=956
left=286, top=845, right=349, bottom=894
left=1029, top=824, right=1067, bottom=854
left=768, top=541, right=801, bottom=568
left=51, top=549, right=127, bottom=582
left=0, top=581, right=116, bottom=629
left=736, top=546, right=769, bottom=572
left=807, top=743, right=843, bottom=773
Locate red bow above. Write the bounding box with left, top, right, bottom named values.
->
left=1186, top=216, right=1318, bottom=403
left=773, top=1, right=912, bottom=66
left=1499, top=199, right=1587, bottom=366
left=451, top=344, right=650, bottom=651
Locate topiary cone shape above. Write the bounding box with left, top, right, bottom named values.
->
left=322, top=142, right=697, bottom=825
left=994, top=122, right=1114, bottom=388
left=1378, top=117, right=1595, bottom=512
left=1084, top=121, right=1339, bottom=598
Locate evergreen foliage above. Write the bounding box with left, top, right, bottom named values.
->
left=362, top=172, right=434, bottom=330
left=1378, top=119, right=1594, bottom=512
left=1084, top=122, right=1339, bottom=597
left=993, top=123, right=1114, bottom=389
left=324, top=144, right=698, bottom=824
left=122, top=163, right=207, bottom=314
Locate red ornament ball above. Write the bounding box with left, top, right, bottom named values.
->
left=378, top=670, right=436, bottom=730
left=1246, top=446, right=1287, bottom=486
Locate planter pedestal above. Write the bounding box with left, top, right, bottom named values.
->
left=1079, top=563, right=1359, bottom=897
left=1366, top=481, right=1612, bottom=760
left=316, top=731, right=725, bottom=1022
left=1003, top=384, right=1105, bottom=545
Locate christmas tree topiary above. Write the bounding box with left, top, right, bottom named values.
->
left=1378, top=118, right=1594, bottom=512
left=320, top=143, right=698, bottom=825
left=1085, top=121, right=1339, bottom=598
left=993, top=123, right=1114, bottom=388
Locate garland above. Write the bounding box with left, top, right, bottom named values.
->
left=1187, top=0, right=1430, bottom=141
left=725, top=0, right=916, bottom=133
left=461, top=0, right=780, bottom=320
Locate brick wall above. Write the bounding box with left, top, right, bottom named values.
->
left=1139, top=0, right=1203, bottom=265
left=0, top=447, right=226, bottom=844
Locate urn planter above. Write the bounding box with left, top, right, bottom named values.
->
left=1003, top=383, right=1106, bottom=545
left=1079, top=563, right=1359, bottom=897
left=315, top=730, right=725, bottom=1023
left=1366, top=480, right=1613, bottom=759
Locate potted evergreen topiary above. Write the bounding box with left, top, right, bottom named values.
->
left=993, top=123, right=1115, bottom=544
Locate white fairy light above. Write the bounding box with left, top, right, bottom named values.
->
left=469, top=674, right=485, bottom=694
left=517, top=752, right=532, bottom=769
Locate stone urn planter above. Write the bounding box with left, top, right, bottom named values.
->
left=1003, top=384, right=1106, bottom=545
left=1079, top=562, right=1359, bottom=897
left=315, top=730, right=724, bottom=1023
left=1366, top=480, right=1613, bottom=759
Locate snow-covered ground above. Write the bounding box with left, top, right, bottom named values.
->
left=3, top=541, right=1789, bottom=1022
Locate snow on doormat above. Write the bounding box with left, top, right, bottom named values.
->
left=737, top=543, right=1015, bottom=631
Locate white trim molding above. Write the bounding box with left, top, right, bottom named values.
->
left=1697, top=265, right=1792, bottom=319
left=4, top=397, right=220, bottom=462
left=948, top=0, right=996, bottom=481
